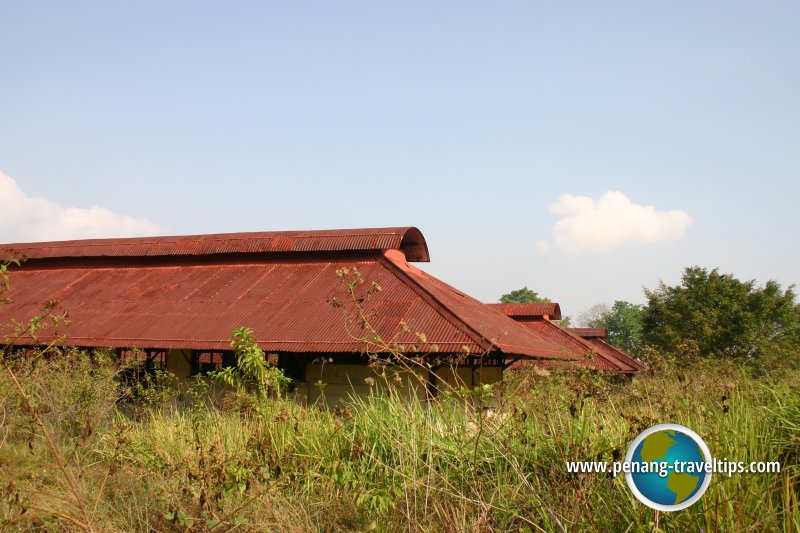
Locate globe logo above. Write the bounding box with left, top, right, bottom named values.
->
left=625, top=424, right=713, bottom=511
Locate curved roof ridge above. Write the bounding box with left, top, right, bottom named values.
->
left=567, top=327, right=608, bottom=338
left=489, top=302, right=562, bottom=321
left=1, top=226, right=430, bottom=262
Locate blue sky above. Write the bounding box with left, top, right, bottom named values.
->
left=1, top=2, right=798, bottom=318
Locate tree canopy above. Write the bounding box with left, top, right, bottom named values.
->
left=642, top=266, right=800, bottom=360
left=499, top=287, right=549, bottom=304
left=588, top=300, right=644, bottom=353
left=498, top=287, right=571, bottom=325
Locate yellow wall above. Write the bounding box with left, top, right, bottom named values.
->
left=295, top=362, right=503, bottom=407
left=162, top=350, right=503, bottom=408
left=474, top=366, right=502, bottom=386
left=298, top=363, right=430, bottom=406
left=167, top=349, right=193, bottom=378
left=433, top=365, right=503, bottom=390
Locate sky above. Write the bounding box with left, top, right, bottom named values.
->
left=1, top=2, right=798, bottom=320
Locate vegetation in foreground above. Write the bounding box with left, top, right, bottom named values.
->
left=0, top=346, right=798, bottom=532
left=0, top=261, right=799, bottom=531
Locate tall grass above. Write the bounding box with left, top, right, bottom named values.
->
left=0, top=350, right=798, bottom=531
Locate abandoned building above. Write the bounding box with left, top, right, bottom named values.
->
left=490, top=303, right=646, bottom=373
left=0, top=227, right=599, bottom=405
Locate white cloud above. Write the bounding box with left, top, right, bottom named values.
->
left=542, top=191, right=693, bottom=252
left=534, top=239, right=551, bottom=253
left=0, top=170, right=163, bottom=242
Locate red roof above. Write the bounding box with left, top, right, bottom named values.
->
left=384, top=251, right=569, bottom=359
left=568, top=328, right=608, bottom=339
left=489, top=302, right=562, bottom=320
left=0, top=227, right=431, bottom=262
left=520, top=321, right=644, bottom=373
left=567, top=328, right=645, bottom=371
left=0, top=228, right=573, bottom=360
left=492, top=305, right=645, bottom=373
left=582, top=338, right=646, bottom=372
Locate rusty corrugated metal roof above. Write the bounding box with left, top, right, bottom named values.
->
left=568, top=327, right=608, bottom=339
left=0, top=230, right=572, bottom=360
left=383, top=250, right=572, bottom=359
left=582, top=337, right=647, bottom=372
left=0, top=227, right=430, bottom=262
left=503, top=317, right=644, bottom=373
left=568, top=328, right=646, bottom=371
left=489, top=302, right=562, bottom=321
left=518, top=321, right=624, bottom=371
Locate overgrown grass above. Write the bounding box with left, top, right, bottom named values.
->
left=1, top=350, right=798, bottom=531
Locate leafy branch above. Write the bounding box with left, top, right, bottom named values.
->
left=209, top=327, right=290, bottom=401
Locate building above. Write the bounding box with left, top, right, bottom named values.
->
left=0, top=227, right=581, bottom=404
left=490, top=303, right=646, bottom=373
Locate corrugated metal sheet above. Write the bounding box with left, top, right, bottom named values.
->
left=518, top=321, right=619, bottom=371
left=0, top=239, right=572, bottom=360
left=568, top=328, right=646, bottom=372
left=506, top=319, right=644, bottom=373
left=382, top=251, right=570, bottom=359
left=491, top=305, right=644, bottom=372
left=583, top=338, right=647, bottom=372
left=568, top=328, right=608, bottom=338
left=489, top=302, right=562, bottom=320
left=0, top=227, right=431, bottom=262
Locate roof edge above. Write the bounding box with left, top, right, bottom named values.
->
left=548, top=319, right=644, bottom=372
left=1, top=226, right=431, bottom=263
left=381, top=250, right=576, bottom=360
left=489, top=302, right=562, bottom=321
left=568, top=327, right=607, bottom=339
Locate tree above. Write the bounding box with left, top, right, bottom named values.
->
left=576, top=303, right=610, bottom=328
left=499, top=287, right=549, bottom=304
left=642, top=266, right=800, bottom=360
left=498, top=287, right=572, bottom=326
left=587, top=301, right=645, bottom=353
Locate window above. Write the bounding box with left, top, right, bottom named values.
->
left=195, top=351, right=223, bottom=375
